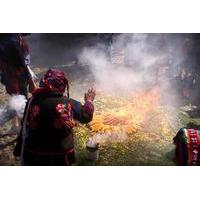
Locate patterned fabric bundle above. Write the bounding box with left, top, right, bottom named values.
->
left=174, top=128, right=200, bottom=166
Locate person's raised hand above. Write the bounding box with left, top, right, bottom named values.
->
left=84, top=88, right=96, bottom=102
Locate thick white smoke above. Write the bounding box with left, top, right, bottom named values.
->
left=8, top=95, right=27, bottom=118
left=90, top=132, right=128, bottom=145
left=79, top=33, right=185, bottom=97
left=0, top=105, right=16, bottom=126
left=0, top=95, right=27, bottom=126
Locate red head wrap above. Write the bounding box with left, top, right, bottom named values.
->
left=39, top=69, right=69, bottom=97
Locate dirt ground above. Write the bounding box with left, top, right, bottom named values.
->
left=0, top=65, right=200, bottom=166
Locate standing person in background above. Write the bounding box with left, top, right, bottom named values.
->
left=14, top=69, right=95, bottom=166
left=180, top=68, right=194, bottom=104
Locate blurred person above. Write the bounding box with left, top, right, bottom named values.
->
left=0, top=33, right=36, bottom=133
left=0, top=33, right=36, bottom=96
left=181, top=70, right=194, bottom=103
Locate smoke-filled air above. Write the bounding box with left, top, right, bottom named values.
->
left=79, top=33, right=184, bottom=100
left=0, top=33, right=199, bottom=166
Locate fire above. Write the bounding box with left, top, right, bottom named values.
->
left=90, top=109, right=139, bottom=134
left=90, top=86, right=162, bottom=135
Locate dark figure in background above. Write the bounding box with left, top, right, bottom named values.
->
left=14, top=69, right=96, bottom=166
left=192, top=72, right=200, bottom=105
left=179, top=68, right=194, bottom=104
left=97, top=33, right=114, bottom=61
left=0, top=33, right=36, bottom=97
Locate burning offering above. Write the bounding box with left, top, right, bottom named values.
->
left=74, top=86, right=176, bottom=165
left=89, top=87, right=161, bottom=136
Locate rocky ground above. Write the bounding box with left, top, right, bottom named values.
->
left=0, top=85, right=19, bottom=165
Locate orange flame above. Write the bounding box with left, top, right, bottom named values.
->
left=90, top=87, right=161, bottom=134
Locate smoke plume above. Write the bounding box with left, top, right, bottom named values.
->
left=0, top=105, right=16, bottom=126
left=78, top=33, right=185, bottom=98
left=8, top=95, right=27, bottom=118
left=0, top=95, right=27, bottom=126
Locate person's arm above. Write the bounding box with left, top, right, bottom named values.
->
left=71, top=88, right=96, bottom=124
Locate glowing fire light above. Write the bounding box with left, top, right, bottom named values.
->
left=89, top=87, right=162, bottom=135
